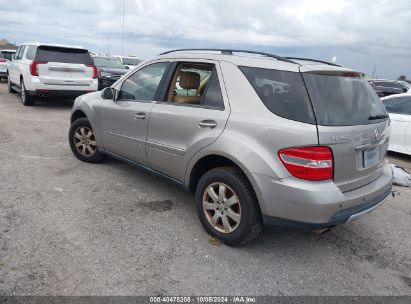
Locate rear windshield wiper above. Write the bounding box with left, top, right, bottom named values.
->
left=368, top=114, right=389, bottom=120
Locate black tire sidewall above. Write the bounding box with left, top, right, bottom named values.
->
left=21, top=80, right=34, bottom=106
left=7, top=76, right=15, bottom=93
left=195, top=167, right=262, bottom=246
left=69, top=117, right=105, bottom=163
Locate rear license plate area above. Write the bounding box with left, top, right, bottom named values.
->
left=363, top=146, right=379, bottom=168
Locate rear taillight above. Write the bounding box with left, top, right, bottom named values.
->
left=278, top=146, right=333, bottom=181
left=30, top=61, right=48, bottom=76
left=85, top=64, right=98, bottom=79
left=0, top=59, right=8, bottom=63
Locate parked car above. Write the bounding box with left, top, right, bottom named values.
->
left=113, top=55, right=142, bottom=69
left=382, top=93, right=411, bottom=155
left=7, top=42, right=98, bottom=106
left=369, top=79, right=409, bottom=97
left=68, top=49, right=392, bottom=246
left=92, top=56, right=128, bottom=90
left=0, top=49, right=16, bottom=82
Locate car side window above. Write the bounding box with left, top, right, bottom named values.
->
left=383, top=97, right=411, bottom=115
left=25, top=46, right=37, bottom=60
left=15, top=46, right=24, bottom=60
left=118, top=62, right=169, bottom=101
left=201, top=69, right=225, bottom=109
left=165, top=62, right=225, bottom=109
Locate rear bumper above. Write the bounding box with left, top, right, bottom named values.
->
left=263, top=187, right=391, bottom=229
left=253, top=161, right=393, bottom=228
left=27, top=90, right=96, bottom=98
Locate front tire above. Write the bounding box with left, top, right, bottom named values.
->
left=21, top=80, right=35, bottom=106
left=69, top=117, right=105, bottom=163
left=195, top=166, right=263, bottom=246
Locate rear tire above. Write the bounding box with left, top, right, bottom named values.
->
left=7, top=76, right=16, bottom=93
left=195, top=166, right=263, bottom=246
left=21, top=80, right=35, bottom=106
left=69, top=117, right=105, bottom=163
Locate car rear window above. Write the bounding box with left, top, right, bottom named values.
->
left=1, top=52, right=14, bottom=60
left=122, top=57, right=142, bottom=65
left=36, top=46, right=93, bottom=64
left=303, top=74, right=387, bottom=126
left=93, top=57, right=125, bottom=69
left=240, top=66, right=316, bottom=124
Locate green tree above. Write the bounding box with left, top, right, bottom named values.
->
left=398, top=75, right=407, bottom=81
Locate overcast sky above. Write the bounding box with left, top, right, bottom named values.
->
left=1, top=0, right=410, bottom=79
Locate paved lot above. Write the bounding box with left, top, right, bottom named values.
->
left=0, top=82, right=410, bottom=296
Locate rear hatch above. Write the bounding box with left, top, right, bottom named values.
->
left=35, top=46, right=94, bottom=86
left=301, top=67, right=390, bottom=192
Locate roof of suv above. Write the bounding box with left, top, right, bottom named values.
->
left=21, top=42, right=87, bottom=50
left=154, top=49, right=363, bottom=75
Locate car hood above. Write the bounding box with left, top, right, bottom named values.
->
left=97, top=67, right=128, bottom=74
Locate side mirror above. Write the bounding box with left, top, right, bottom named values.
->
left=101, top=87, right=115, bottom=100
left=125, top=66, right=130, bottom=70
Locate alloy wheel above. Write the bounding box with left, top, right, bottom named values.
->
left=202, top=182, right=241, bottom=233
left=73, top=126, right=97, bottom=157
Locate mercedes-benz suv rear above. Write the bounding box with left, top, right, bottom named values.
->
left=7, top=42, right=98, bottom=106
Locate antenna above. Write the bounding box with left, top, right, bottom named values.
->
left=121, top=0, right=125, bottom=56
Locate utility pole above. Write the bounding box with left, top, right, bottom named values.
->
left=121, top=0, right=125, bottom=55
left=372, top=64, right=376, bottom=79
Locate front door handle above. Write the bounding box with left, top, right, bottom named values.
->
left=198, top=120, right=217, bottom=129
left=133, top=112, right=146, bottom=120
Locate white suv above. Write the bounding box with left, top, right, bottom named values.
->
left=0, top=49, right=16, bottom=82
left=7, top=42, right=98, bottom=106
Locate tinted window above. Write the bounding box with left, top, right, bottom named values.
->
left=25, top=46, right=37, bottom=60
left=240, top=66, right=316, bottom=124
left=201, top=70, right=224, bottom=109
left=304, top=74, right=387, bottom=126
left=36, top=46, right=92, bottom=64
left=118, top=62, right=168, bottom=101
left=383, top=97, right=411, bottom=115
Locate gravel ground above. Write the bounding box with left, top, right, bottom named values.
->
left=0, top=82, right=410, bottom=296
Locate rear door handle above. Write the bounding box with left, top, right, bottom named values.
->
left=133, top=112, right=146, bottom=120
left=198, top=120, right=217, bottom=128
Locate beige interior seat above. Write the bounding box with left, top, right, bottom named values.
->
left=173, top=71, right=201, bottom=104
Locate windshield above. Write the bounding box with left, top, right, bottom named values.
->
left=1, top=52, right=15, bottom=60
left=94, top=57, right=125, bottom=69
left=122, top=57, right=141, bottom=65
left=303, top=74, right=387, bottom=126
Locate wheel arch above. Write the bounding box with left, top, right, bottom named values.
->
left=70, top=102, right=103, bottom=149
left=71, top=109, right=87, bottom=123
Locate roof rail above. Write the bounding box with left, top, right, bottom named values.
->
left=159, top=48, right=297, bottom=64
left=285, top=57, right=341, bottom=67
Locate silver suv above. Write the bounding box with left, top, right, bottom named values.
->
left=69, top=49, right=393, bottom=246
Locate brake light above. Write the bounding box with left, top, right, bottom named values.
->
left=85, top=64, right=98, bottom=79
left=278, top=146, right=333, bottom=181
left=30, top=61, right=48, bottom=76
left=0, top=59, right=8, bottom=63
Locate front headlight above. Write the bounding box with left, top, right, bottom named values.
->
left=100, top=71, right=112, bottom=78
